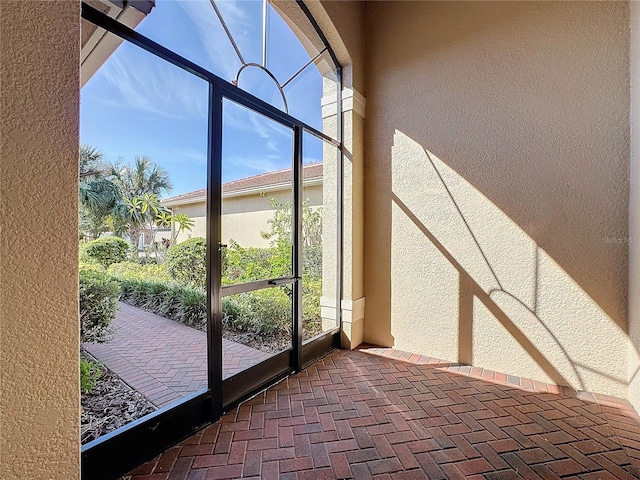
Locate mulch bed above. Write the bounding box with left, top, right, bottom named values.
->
left=222, top=322, right=323, bottom=353
left=81, top=351, right=156, bottom=445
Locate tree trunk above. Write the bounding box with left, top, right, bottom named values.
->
left=129, top=230, right=140, bottom=257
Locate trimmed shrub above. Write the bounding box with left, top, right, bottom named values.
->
left=80, top=266, right=119, bottom=343
left=83, top=237, right=130, bottom=268
left=79, top=245, right=94, bottom=264
left=165, top=238, right=206, bottom=289
left=302, top=277, right=322, bottom=335
left=178, top=288, right=207, bottom=329
left=222, top=287, right=291, bottom=336
left=80, top=359, right=102, bottom=394
left=79, top=260, right=105, bottom=272
left=117, top=279, right=206, bottom=330
left=302, top=245, right=322, bottom=279
left=222, top=240, right=290, bottom=284
left=107, top=261, right=171, bottom=283
left=113, top=273, right=321, bottom=338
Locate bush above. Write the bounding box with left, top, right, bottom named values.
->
left=83, top=237, right=130, bottom=268
left=117, top=279, right=206, bottom=330
left=110, top=234, right=322, bottom=338
left=302, top=277, right=322, bottom=334
left=80, top=266, right=119, bottom=343
left=222, top=287, right=291, bottom=336
left=107, top=261, right=171, bottom=283
left=113, top=273, right=321, bottom=338
left=165, top=238, right=206, bottom=289
left=80, top=359, right=102, bottom=394
left=79, top=245, right=93, bottom=264
left=303, top=245, right=322, bottom=279
left=222, top=240, right=291, bottom=284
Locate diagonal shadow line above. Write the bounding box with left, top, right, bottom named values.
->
left=424, top=149, right=504, bottom=291
left=392, top=192, right=573, bottom=388
left=421, top=149, right=585, bottom=388
left=572, top=361, right=631, bottom=386
left=487, top=283, right=584, bottom=388
left=630, top=364, right=640, bottom=386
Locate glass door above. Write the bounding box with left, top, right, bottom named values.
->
left=216, top=96, right=301, bottom=407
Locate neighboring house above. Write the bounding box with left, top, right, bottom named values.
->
left=161, top=164, right=323, bottom=248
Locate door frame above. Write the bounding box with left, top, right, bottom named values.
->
left=80, top=3, right=343, bottom=479
left=213, top=92, right=301, bottom=412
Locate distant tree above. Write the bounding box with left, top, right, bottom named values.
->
left=78, top=145, right=120, bottom=240
left=111, top=156, right=172, bottom=199
left=261, top=197, right=322, bottom=249
left=161, top=212, right=195, bottom=244
left=110, top=156, right=173, bottom=255
left=113, top=193, right=167, bottom=257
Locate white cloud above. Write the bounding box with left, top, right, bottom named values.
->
left=222, top=100, right=292, bottom=148
left=176, top=0, right=245, bottom=80
left=100, top=45, right=208, bottom=118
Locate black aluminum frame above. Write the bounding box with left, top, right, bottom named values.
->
left=80, top=2, right=343, bottom=479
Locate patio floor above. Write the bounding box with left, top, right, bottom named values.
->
left=84, top=302, right=270, bottom=407
left=122, top=346, right=640, bottom=479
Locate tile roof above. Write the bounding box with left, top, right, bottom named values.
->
left=162, top=163, right=322, bottom=205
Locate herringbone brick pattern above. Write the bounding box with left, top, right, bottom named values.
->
left=123, top=348, right=640, bottom=479
left=84, top=302, right=270, bottom=407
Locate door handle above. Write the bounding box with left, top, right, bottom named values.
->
left=267, top=277, right=301, bottom=285
left=218, top=243, right=228, bottom=251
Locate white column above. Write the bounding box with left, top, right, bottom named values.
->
left=321, top=83, right=366, bottom=349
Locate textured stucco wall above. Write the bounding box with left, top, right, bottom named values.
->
left=312, top=1, right=366, bottom=348
left=1, top=1, right=80, bottom=479
left=364, top=1, right=630, bottom=397
left=630, top=0, right=640, bottom=412
left=172, top=185, right=322, bottom=247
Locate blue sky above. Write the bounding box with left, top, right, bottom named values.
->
left=80, top=0, right=332, bottom=196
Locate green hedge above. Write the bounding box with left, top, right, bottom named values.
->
left=80, top=266, right=119, bottom=343
left=222, top=288, right=291, bottom=336
left=107, top=261, right=171, bottom=283
left=104, top=236, right=323, bottom=338
left=302, top=278, right=322, bottom=335
left=80, top=359, right=102, bottom=394
left=112, top=275, right=321, bottom=337
left=82, top=236, right=130, bottom=268
left=118, top=279, right=207, bottom=331
left=165, top=238, right=207, bottom=289
left=223, top=240, right=291, bottom=284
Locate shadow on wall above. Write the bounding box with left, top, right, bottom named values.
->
left=387, top=130, right=637, bottom=398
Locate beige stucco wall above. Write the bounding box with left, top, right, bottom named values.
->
left=172, top=184, right=322, bottom=247
left=1, top=1, right=80, bottom=479
left=629, top=0, right=640, bottom=412
left=364, top=1, right=630, bottom=398
left=311, top=0, right=365, bottom=94
left=310, top=0, right=365, bottom=347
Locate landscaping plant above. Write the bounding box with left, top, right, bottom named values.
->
left=165, top=237, right=207, bottom=289
left=79, top=266, right=119, bottom=343
left=82, top=237, right=130, bottom=268
left=80, top=359, right=102, bottom=394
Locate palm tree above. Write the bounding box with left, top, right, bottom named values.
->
left=110, top=156, right=173, bottom=253
left=111, top=155, right=173, bottom=199
left=78, top=145, right=120, bottom=240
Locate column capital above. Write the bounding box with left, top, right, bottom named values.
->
left=322, top=87, right=366, bottom=119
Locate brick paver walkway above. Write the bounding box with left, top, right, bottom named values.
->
left=84, top=302, right=270, bottom=408
left=123, top=346, right=640, bottom=479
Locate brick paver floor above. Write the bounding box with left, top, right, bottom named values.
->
left=123, top=346, right=640, bottom=479
left=84, top=302, right=270, bottom=408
